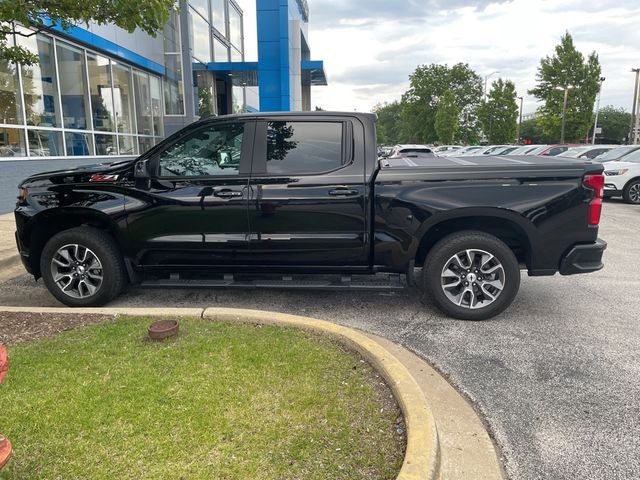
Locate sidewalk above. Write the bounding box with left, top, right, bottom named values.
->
left=0, top=214, right=22, bottom=283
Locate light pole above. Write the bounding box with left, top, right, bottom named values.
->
left=592, top=77, right=605, bottom=145
left=517, top=95, right=524, bottom=143
left=631, top=68, right=640, bottom=144
left=482, top=71, right=499, bottom=142
left=484, top=71, right=499, bottom=101
left=556, top=85, right=573, bottom=144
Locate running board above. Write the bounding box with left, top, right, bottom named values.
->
left=140, top=273, right=407, bottom=292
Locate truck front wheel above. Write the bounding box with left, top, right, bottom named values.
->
left=423, top=231, right=520, bottom=321
left=40, top=227, right=126, bottom=307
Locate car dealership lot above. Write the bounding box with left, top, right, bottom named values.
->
left=1, top=200, right=639, bottom=480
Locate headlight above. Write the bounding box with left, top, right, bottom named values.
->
left=605, top=169, right=628, bottom=176
left=17, top=188, right=28, bottom=203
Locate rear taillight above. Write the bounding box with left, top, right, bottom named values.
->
left=583, top=174, right=604, bottom=226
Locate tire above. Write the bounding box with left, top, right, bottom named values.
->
left=40, top=227, right=126, bottom=307
left=622, top=179, right=640, bottom=205
left=423, top=231, right=520, bottom=321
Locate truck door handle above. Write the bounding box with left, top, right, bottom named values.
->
left=328, top=188, right=359, bottom=197
left=214, top=189, right=244, bottom=198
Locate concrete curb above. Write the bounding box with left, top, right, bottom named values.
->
left=0, top=306, right=441, bottom=480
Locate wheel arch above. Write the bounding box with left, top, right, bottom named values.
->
left=25, top=208, right=125, bottom=278
left=413, top=210, right=535, bottom=269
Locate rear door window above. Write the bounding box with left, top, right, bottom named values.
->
left=266, top=121, right=344, bottom=174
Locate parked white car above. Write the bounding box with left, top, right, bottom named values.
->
left=603, top=148, right=640, bottom=204
left=389, top=144, right=434, bottom=157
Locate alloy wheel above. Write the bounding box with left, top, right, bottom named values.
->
left=50, top=244, right=104, bottom=299
left=440, top=249, right=505, bottom=309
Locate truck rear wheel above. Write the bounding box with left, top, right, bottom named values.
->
left=423, top=231, right=520, bottom=321
left=40, top=227, right=126, bottom=307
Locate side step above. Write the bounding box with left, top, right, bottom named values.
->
left=141, top=273, right=408, bottom=292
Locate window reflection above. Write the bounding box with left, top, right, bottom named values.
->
left=28, top=130, right=63, bottom=156
left=57, top=42, right=91, bottom=130
left=266, top=122, right=343, bottom=174
left=158, top=123, right=244, bottom=177
left=87, top=53, right=116, bottom=132
left=112, top=62, right=135, bottom=134
left=212, top=0, right=226, bottom=34
left=0, top=128, right=26, bottom=157
left=18, top=33, right=59, bottom=127
left=95, top=134, right=117, bottom=155
left=65, top=132, right=94, bottom=156
left=0, top=56, right=23, bottom=124
left=229, top=6, right=242, bottom=50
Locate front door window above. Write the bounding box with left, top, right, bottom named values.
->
left=157, top=123, right=244, bottom=177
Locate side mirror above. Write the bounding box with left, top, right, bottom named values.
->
left=134, top=159, right=151, bottom=179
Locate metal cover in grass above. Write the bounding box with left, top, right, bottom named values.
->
left=0, top=317, right=405, bottom=479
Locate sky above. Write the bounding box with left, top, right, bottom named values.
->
left=235, top=0, right=640, bottom=115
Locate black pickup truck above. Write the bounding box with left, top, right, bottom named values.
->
left=14, top=112, right=606, bottom=320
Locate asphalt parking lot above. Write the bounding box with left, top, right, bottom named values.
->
left=1, top=200, right=639, bottom=480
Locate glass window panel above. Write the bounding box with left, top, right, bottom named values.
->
left=149, top=75, right=164, bottom=135
left=195, top=71, right=214, bottom=117
left=231, top=47, right=242, bottom=62
left=95, top=134, right=117, bottom=155
left=133, top=71, right=152, bottom=136
left=164, top=54, right=184, bottom=115
left=214, top=38, right=229, bottom=62
left=190, top=0, right=209, bottom=21
left=112, top=62, right=135, bottom=134
left=0, top=128, right=26, bottom=157
left=118, top=135, right=137, bottom=155
left=27, top=130, right=63, bottom=157
left=158, top=123, right=244, bottom=177
left=229, top=6, right=242, bottom=50
left=266, top=122, right=343, bottom=174
left=164, top=11, right=182, bottom=53
left=65, top=132, right=94, bottom=156
left=212, top=0, right=226, bottom=34
left=18, top=33, right=59, bottom=127
left=232, top=85, right=244, bottom=114
left=138, top=137, right=154, bottom=154
left=191, top=12, right=212, bottom=63
left=0, top=52, right=23, bottom=125
left=56, top=41, right=91, bottom=130
left=87, top=53, right=116, bottom=131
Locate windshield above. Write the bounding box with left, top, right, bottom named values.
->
left=595, top=146, right=639, bottom=161
left=561, top=147, right=589, bottom=158
left=618, top=149, right=640, bottom=163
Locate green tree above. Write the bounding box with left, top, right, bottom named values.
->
left=435, top=90, right=459, bottom=144
left=401, top=63, right=483, bottom=144
left=529, top=32, right=601, bottom=142
left=373, top=101, right=403, bottom=145
left=0, top=0, right=176, bottom=65
left=520, top=117, right=553, bottom=144
left=479, top=79, right=519, bottom=144
left=597, top=105, right=631, bottom=143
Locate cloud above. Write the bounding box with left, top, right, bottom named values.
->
left=306, top=0, right=640, bottom=114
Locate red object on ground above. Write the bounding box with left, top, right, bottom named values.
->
left=0, top=436, right=11, bottom=469
left=0, top=344, right=12, bottom=470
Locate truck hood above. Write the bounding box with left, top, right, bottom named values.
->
left=18, top=159, right=136, bottom=188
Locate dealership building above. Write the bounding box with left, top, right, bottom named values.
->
left=0, top=0, right=327, bottom=161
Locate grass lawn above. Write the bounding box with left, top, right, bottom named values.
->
left=0, top=316, right=405, bottom=479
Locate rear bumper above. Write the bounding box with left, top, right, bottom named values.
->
left=559, top=239, right=607, bottom=275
